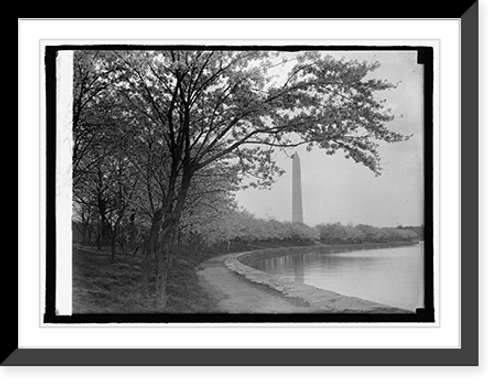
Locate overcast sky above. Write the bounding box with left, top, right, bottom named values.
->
left=235, top=50, right=425, bottom=228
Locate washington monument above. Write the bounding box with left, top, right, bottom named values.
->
left=292, top=152, right=303, bottom=223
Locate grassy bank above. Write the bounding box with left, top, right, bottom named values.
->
left=72, top=239, right=317, bottom=314
left=72, top=240, right=418, bottom=314
left=72, top=245, right=219, bottom=314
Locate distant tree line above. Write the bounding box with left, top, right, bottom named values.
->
left=73, top=208, right=320, bottom=257
left=193, top=210, right=319, bottom=250
left=74, top=209, right=420, bottom=260
left=316, top=222, right=419, bottom=245
left=396, top=225, right=424, bottom=240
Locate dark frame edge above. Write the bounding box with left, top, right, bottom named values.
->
left=458, top=0, right=479, bottom=366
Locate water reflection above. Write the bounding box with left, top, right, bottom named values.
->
left=250, top=244, right=425, bottom=311
left=294, top=262, right=304, bottom=284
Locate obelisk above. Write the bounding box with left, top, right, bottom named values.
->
left=292, top=152, right=303, bottom=223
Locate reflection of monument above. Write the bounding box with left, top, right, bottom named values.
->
left=292, top=152, right=303, bottom=223
left=294, top=264, right=304, bottom=284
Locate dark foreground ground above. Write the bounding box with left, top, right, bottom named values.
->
left=72, top=245, right=219, bottom=314
left=73, top=240, right=313, bottom=314
left=72, top=241, right=416, bottom=315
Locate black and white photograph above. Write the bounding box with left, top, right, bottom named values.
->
left=14, top=11, right=487, bottom=374
left=46, top=45, right=434, bottom=323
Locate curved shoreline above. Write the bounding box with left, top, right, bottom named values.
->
left=224, top=243, right=416, bottom=314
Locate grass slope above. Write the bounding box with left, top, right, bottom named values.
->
left=72, top=239, right=317, bottom=314
left=72, top=245, right=219, bottom=314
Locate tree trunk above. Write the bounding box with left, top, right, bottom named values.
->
left=155, top=241, right=172, bottom=312
left=110, top=233, right=116, bottom=262
left=155, top=258, right=169, bottom=312
left=109, top=224, right=115, bottom=262
left=154, top=164, right=195, bottom=311
left=141, top=250, right=153, bottom=298
left=96, top=232, right=102, bottom=250
left=142, top=210, right=162, bottom=299
left=189, top=235, right=195, bottom=260
left=77, top=203, right=89, bottom=244
left=110, top=218, right=122, bottom=262
left=76, top=217, right=88, bottom=244
left=175, top=230, right=182, bottom=267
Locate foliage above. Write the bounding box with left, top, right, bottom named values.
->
left=197, top=209, right=319, bottom=247
left=316, top=222, right=419, bottom=245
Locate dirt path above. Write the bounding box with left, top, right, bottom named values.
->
left=197, top=254, right=320, bottom=314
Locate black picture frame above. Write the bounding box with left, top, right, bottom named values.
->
left=42, top=43, right=435, bottom=326
left=9, top=9, right=478, bottom=366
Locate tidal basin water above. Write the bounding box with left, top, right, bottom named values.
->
left=250, top=243, right=425, bottom=311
